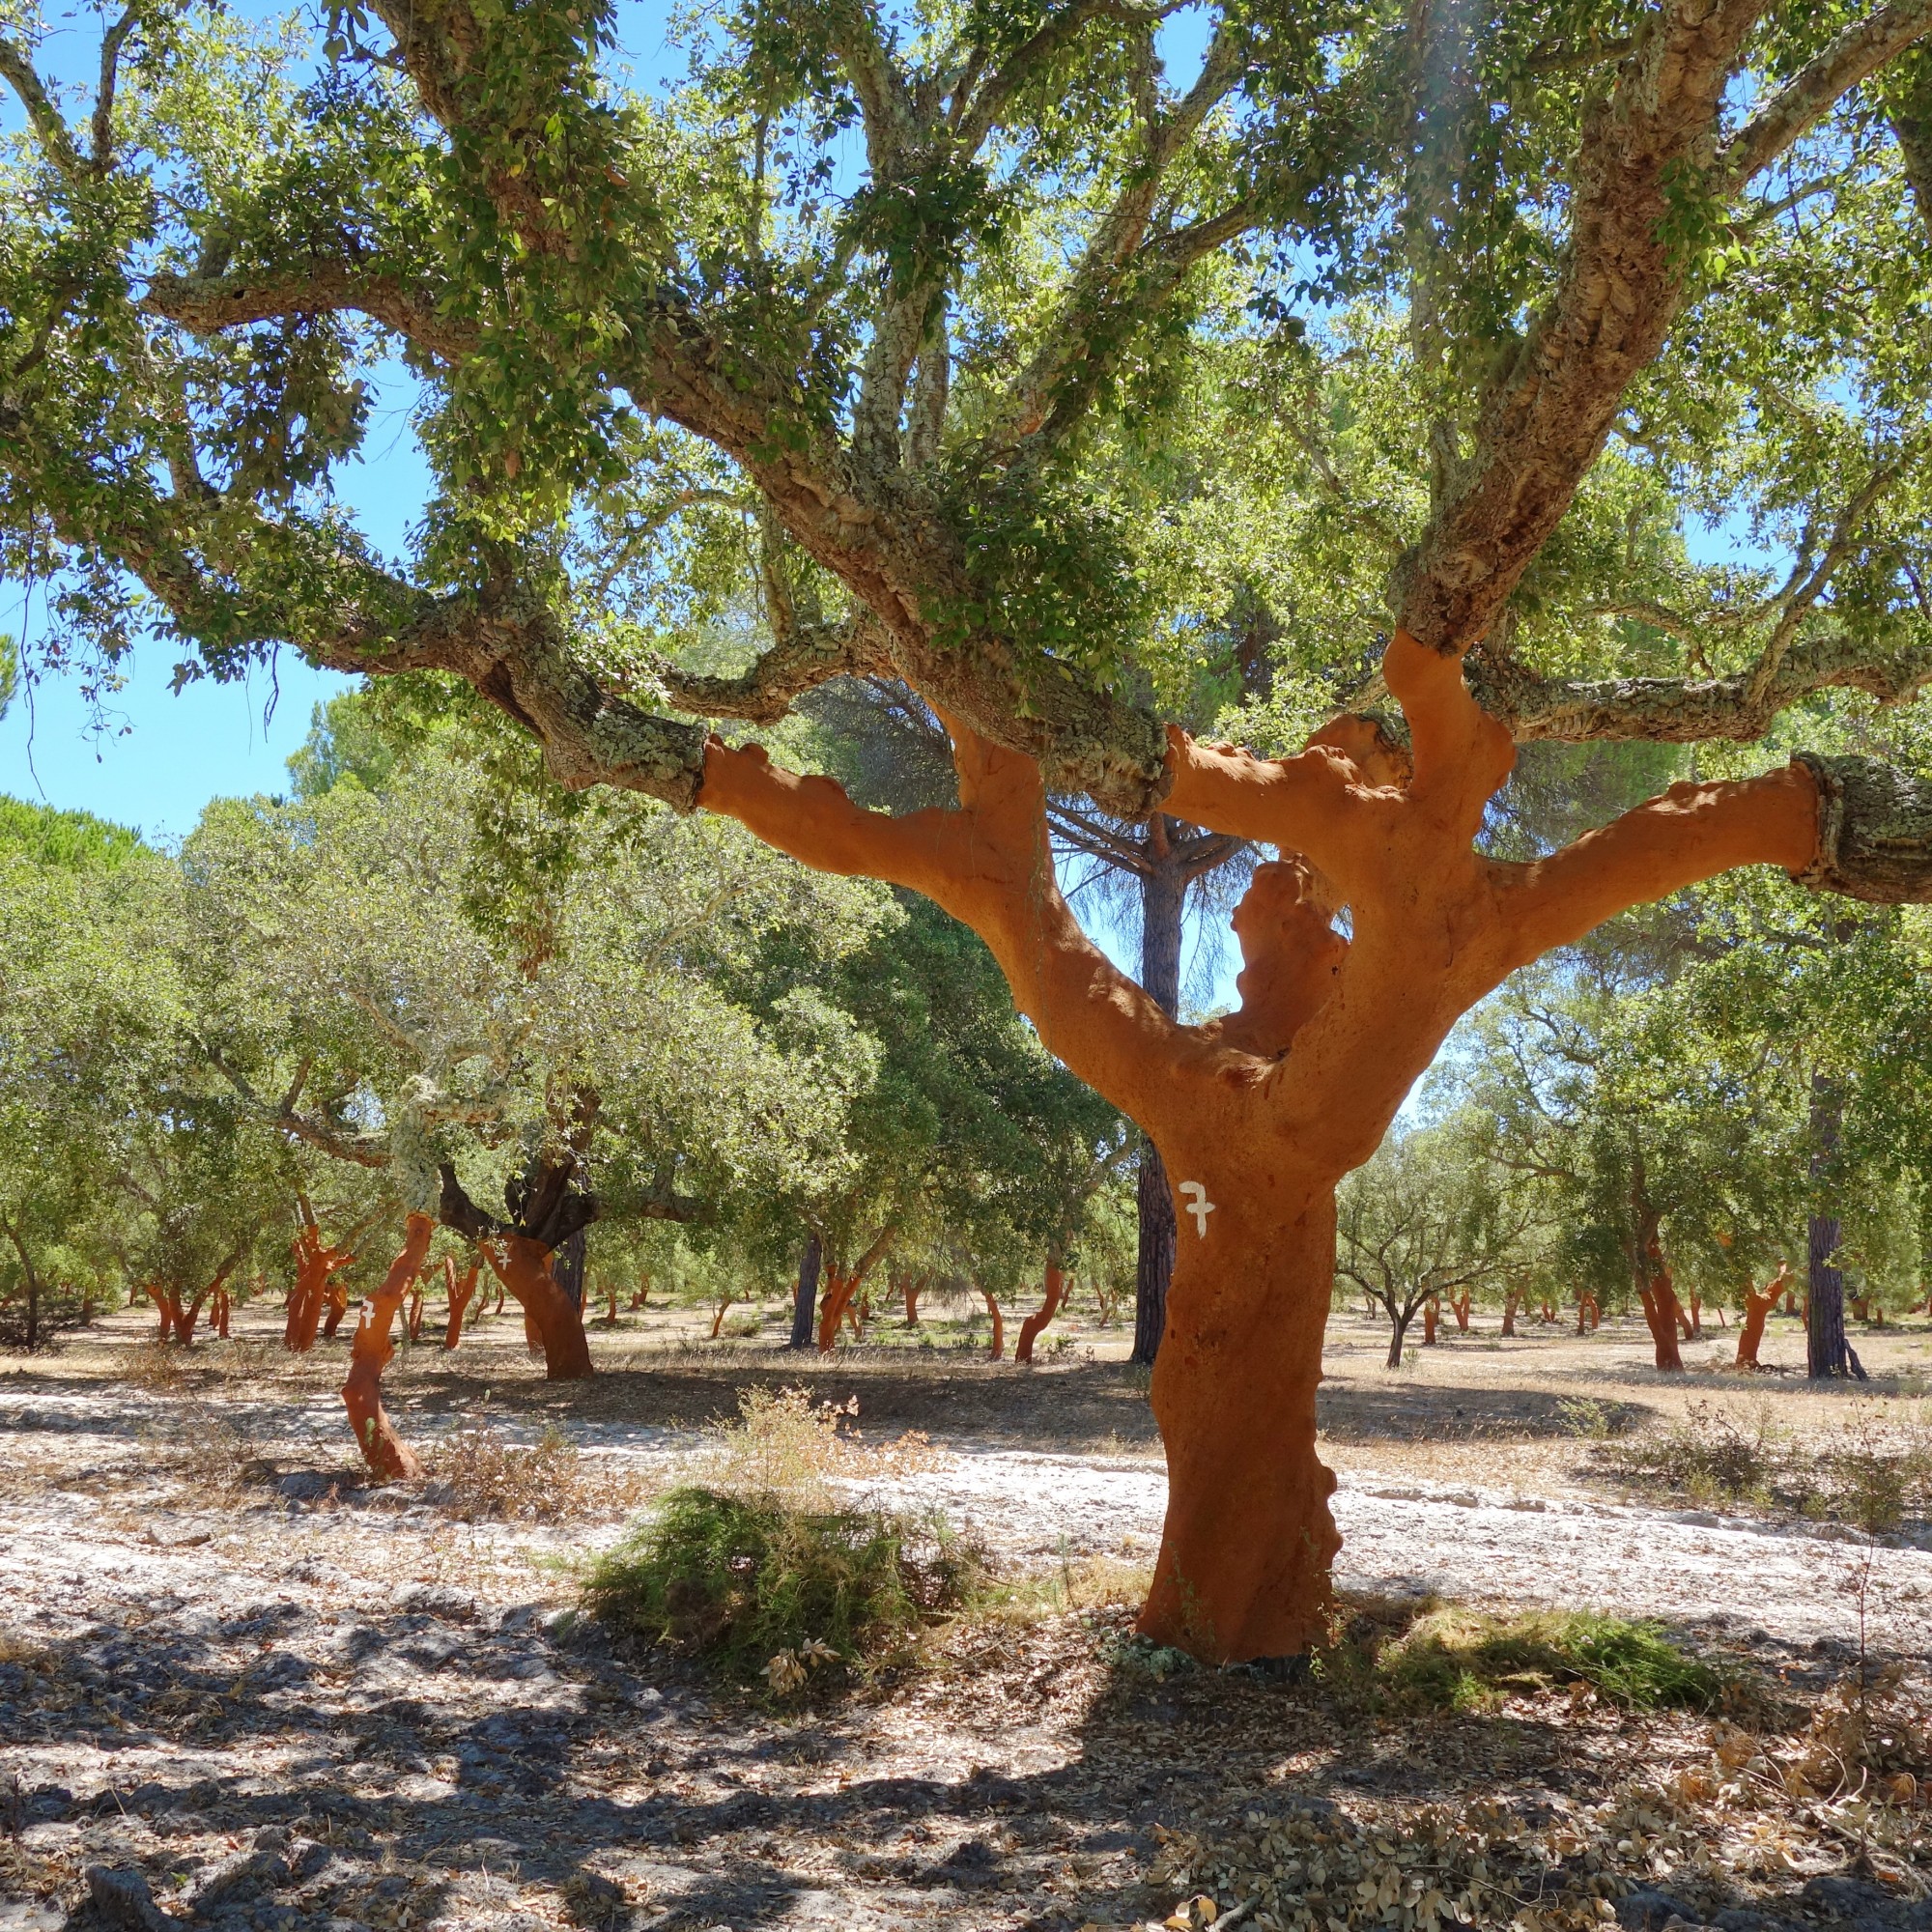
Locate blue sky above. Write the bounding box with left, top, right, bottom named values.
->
left=0, top=1, right=1213, bottom=842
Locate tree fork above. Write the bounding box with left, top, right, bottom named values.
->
left=342, top=1212, right=436, bottom=1481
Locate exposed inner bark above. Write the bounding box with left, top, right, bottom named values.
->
left=442, top=1256, right=480, bottom=1350
left=483, top=1235, right=594, bottom=1380
left=1737, top=1264, right=1789, bottom=1369
left=981, top=1284, right=1005, bottom=1361
left=342, top=1212, right=436, bottom=1480
left=1014, top=1260, right=1065, bottom=1364
left=695, top=631, right=1829, bottom=1661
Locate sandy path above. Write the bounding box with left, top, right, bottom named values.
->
left=5, top=1382, right=1926, bottom=1660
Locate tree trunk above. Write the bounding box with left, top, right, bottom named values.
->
left=484, top=1236, right=594, bottom=1379
left=1629, top=1165, right=1683, bottom=1372
left=405, top=1285, right=425, bottom=1342
left=1140, top=1177, right=1341, bottom=1662
left=1131, top=859, right=1186, bottom=1365
left=816, top=1265, right=856, bottom=1353
left=442, top=1258, right=479, bottom=1350
left=599, top=1280, right=619, bottom=1325
left=342, top=1213, right=435, bottom=1481
left=322, top=1282, right=350, bottom=1339
left=710, top=1296, right=733, bottom=1339
left=1133, top=1138, right=1177, bottom=1366
left=1806, top=1077, right=1865, bottom=1379
left=981, top=1284, right=1005, bottom=1361
left=789, top=1235, right=821, bottom=1350
left=1737, top=1280, right=1781, bottom=1368
left=1385, top=1309, right=1410, bottom=1368
left=1421, top=1298, right=1438, bottom=1345
left=1501, top=1289, right=1519, bottom=1337
left=1449, top=1289, right=1470, bottom=1332
left=1014, top=1260, right=1065, bottom=1364
left=902, top=1271, right=922, bottom=1326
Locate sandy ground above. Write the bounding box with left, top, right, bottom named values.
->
left=2, top=1300, right=1929, bottom=1931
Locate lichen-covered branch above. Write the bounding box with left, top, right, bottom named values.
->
left=1464, top=635, right=1932, bottom=742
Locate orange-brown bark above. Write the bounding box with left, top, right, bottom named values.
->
left=598, top=1280, right=620, bottom=1326
left=695, top=630, right=1827, bottom=1662
left=1638, top=1274, right=1687, bottom=1373
left=709, top=1295, right=734, bottom=1340
left=287, top=1225, right=356, bottom=1352
left=816, top=1268, right=858, bottom=1352
left=1014, top=1262, right=1065, bottom=1364
left=1421, top=1298, right=1439, bottom=1345
left=342, top=1212, right=436, bottom=1481
left=482, top=1236, right=593, bottom=1379
left=1448, top=1289, right=1471, bottom=1333
left=1577, top=1293, right=1601, bottom=1334
left=982, top=1285, right=1006, bottom=1361
left=442, top=1256, right=479, bottom=1350
left=405, top=1284, right=426, bottom=1342
left=1541, top=1298, right=1556, bottom=1323
left=1737, top=1264, right=1789, bottom=1368
left=1501, top=1288, right=1520, bottom=1336
left=321, top=1281, right=350, bottom=1339
left=901, top=1271, right=922, bottom=1326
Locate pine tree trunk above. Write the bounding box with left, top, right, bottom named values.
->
left=1806, top=1076, right=1865, bottom=1379
left=789, top=1235, right=821, bottom=1350
left=1131, top=858, right=1185, bottom=1365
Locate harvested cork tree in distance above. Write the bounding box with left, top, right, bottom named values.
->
left=13, top=0, right=1932, bottom=1662
left=1737, top=1263, right=1791, bottom=1368
left=342, top=1212, right=436, bottom=1480
left=442, top=1256, right=480, bottom=1349
left=980, top=1284, right=1005, bottom=1362
left=1014, top=1258, right=1066, bottom=1364
left=439, top=1158, right=597, bottom=1380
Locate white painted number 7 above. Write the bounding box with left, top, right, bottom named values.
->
left=1179, top=1181, right=1215, bottom=1238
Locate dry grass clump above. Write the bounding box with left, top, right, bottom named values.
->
left=1605, top=1397, right=1932, bottom=1531
left=420, top=1422, right=593, bottom=1521
left=697, top=1384, right=938, bottom=1501
left=121, top=1339, right=191, bottom=1392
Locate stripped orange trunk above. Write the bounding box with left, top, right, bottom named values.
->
left=1449, top=1289, right=1471, bottom=1333
left=1421, top=1298, right=1438, bottom=1345
left=342, top=1213, right=436, bottom=1481
left=442, top=1257, right=479, bottom=1350
left=816, top=1268, right=858, bottom=1352
left=697, top=629, right=1828, bottom=1662
left=1014, top=1262, right=1065, bottom=1364
left=483, top=1236, right=593, bottom=1379
left=287, top=1226, right=355, bottom=1352
left=1736, top=1273, right=1786, bottom=1368
left=709, top=1296, right=734, bottom=1339
left=982, top=1285, right=1005, bottom=1361
left=1501, top=1288, right=1520, bottom=1337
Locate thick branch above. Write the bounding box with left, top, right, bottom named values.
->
left=658, top=616, right=891, bottom=724
left=1394, top=0, right=1764, bottom=656
left=0, top=35, right=84, bottom=175
left=1465, top=635, right=1932, bottom=742
left=1721, top=0, right=1932, bottom=184
left=141, top=266, right=478, bottom=364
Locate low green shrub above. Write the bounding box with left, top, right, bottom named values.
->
left=581, top=1486, right=986, bottom=1688
left=1376, top=1607, right=1724, bottom=1714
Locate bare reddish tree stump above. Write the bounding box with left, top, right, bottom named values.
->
left=1014, top=1261, right=1066, bottom=1364
left=342, top=1213, right=436, bottom=1480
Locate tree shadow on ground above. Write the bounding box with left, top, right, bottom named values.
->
left=10, top=1557, right=1787, bottom=1932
